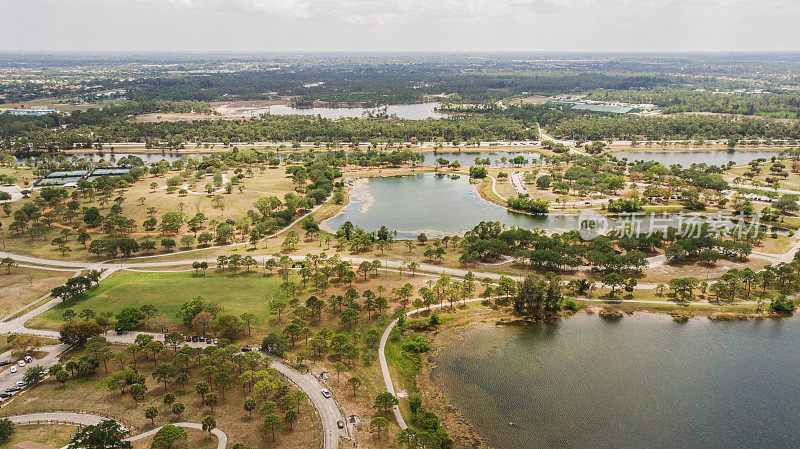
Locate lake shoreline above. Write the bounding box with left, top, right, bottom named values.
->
left=415, top=303, right=795, bottom=449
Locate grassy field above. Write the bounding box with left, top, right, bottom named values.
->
left=0, top=268, right=73, bottom=318
left=35, top=271, right=283, bottom=331
left=0, top=423, right=77, bottom=449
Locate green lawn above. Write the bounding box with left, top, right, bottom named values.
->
left=36, top=271, right=283, bottom=330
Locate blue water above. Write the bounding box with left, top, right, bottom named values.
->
left=432, top=313, right=800, bottom=449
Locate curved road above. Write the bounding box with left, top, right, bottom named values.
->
left=6, top=413, right=227, bottom=449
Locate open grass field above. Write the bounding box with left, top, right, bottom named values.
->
left=0, top=423, right=77, bottom=449
left=727, top=158, right=800, bottom=191
left=0, top=267, right=73, bottom=318
left=35, top=271, right=283, bottom=331
left=77, top=167, right=296, bottom=232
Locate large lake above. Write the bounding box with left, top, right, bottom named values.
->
left=322, top=173, right=763, bottom=238
left=616, top=150, right=782, bottom=167
left=431, top=313, right=800, bottom=449
left=419, top=151, right=542, bottom=167
left=222, top=102, right=445, bottom=119
left=15, top=152, right=201, bottom=165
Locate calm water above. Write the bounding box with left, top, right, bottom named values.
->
left=14, top=152, right=204, bottom=164
left=321, top=173, right=764, bottom=238
left=617, top=150, right=782, bottom=167
left=323, top=173, right=555, bottom=238
left=225, top=102, right=445, bottom=119
left=432, top=313, right=800, bottom=449
left=420, top=151, right=542, bottom=167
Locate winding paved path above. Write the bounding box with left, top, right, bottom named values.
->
left=127, top=422, right=227, bottom=449
left=5, top=413, right=227, bottom=449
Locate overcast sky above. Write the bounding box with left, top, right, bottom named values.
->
left=1, top=0, right=798, bottom=52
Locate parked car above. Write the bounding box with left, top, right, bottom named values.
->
left=5, top=387, right=19, bottom=392
left=0, top=361, right=10, bottom=367
left=241, top=346, right=252, bottom=352
left=185, top=336, right=191, bottom=342
left=321, top=389, right=331, bottom=398
left=0, top=393, right=11, bottom=398
left=199, top=336, right=205, bottom=342
left=337, top=420, right=344, bottom=429
left=15, top=381, right=25, bottom=387
left=192, top=336, right=198, bottom=342
left=206, top=339, right=213, bottom=345
left=213, top=338, right=219, bottom=345
left=9, top=367, right=17, bottom=373
left=24, top=356, right=32, bottom=363
left=17, top=361, right=25, bottom=367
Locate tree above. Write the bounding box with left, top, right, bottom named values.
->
left=115, top=307, right=145, bottom=331
left=284, top=410, right=298, bottom=431
left=602, top=273, right=625, bottom=298
left=192, top=311, right=213, bottom=337
left=346, top=376, right=362, bottom=396
left=152, top=363, right=175, bottom=390
left=244, top=397, right=257, bottom=418
left=373, top=392, right=398, bottom=414
left=150, top=424, right=187, bottom=449
left=776, top=194, right=800, bottom=214
left=67, top=419, right=131, bottom=449
left=262, top=414, right=283, bottom=441
left=171, top=402, right=185, bottom=420
left=240, top=312, right=256, bottom=335
left=0, top=419, right=12, bottom=443
left=370, top=416, right=388, bottom=440
left=60, top=321, right=102, bottom=347
left=23, top=365, right=45, bottom=386
left=204, top=392, right=219, bottom=413
left=195, top=381, right=210, bottom=401
left=62, top=309, right=76, bottom=322
left=202, top=416, right=216, bottom=434
left=213, top=314, right=244, bottom=340
left=163, top=393, right=176, bottom=406
left=145, top=406, right=159, bottom=425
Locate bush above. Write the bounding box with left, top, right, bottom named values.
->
left=769, top=295, right=797, bottom=314
left=468, top=166, right=487, bottom=178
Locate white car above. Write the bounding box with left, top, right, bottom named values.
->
left=9, top=367, right=17, bottom=373
left=321, top=388, right=331, bottom=398
left=17, top=361, right=25, bottom=367
left=23, top=356, right=32, bottom=363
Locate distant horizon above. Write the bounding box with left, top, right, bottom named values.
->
left=3, top=50, right=800, bottom=55
left=3, top=0, right=798, bottom=53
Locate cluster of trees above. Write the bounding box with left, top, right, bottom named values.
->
left=513, top=273, right=565, bottom=317
left=606, top=198, right=644, bottom=213
left=3, top=107, right=536, bottom=151
left=587, top=88, right=800, bottom=119
left=506, top=195, right=549, bottom=214
left=657, top=264, right=800, bottom=314
left=460, top=222, right=649, bottom=273
left=664, top=235, right=752, bottom=263
left=507, top=104, right=800, bottom=140
left=51, top=270, right=102, bottom=302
